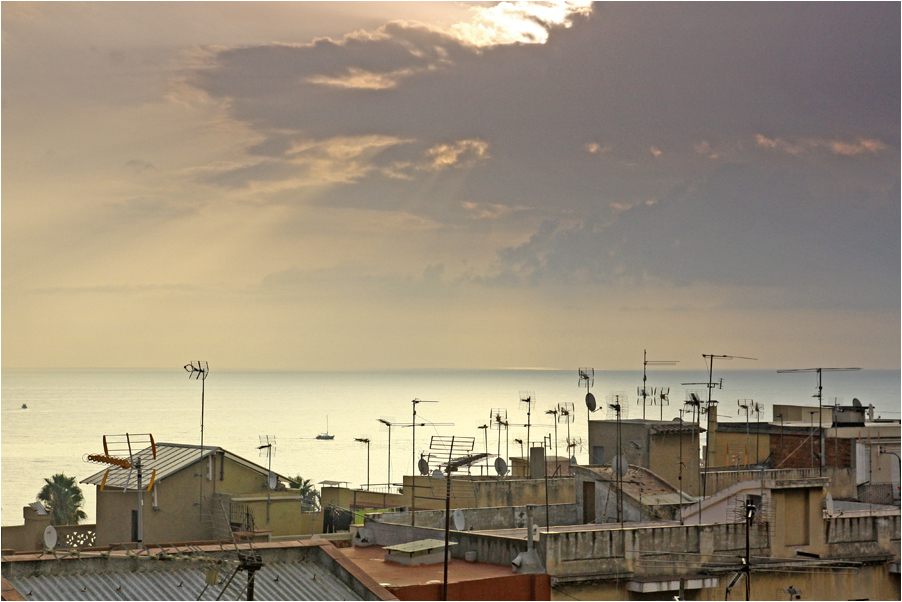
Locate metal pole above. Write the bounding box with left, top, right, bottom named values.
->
left=136, top=458, right=144, bottom=546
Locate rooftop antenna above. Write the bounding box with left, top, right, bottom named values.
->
left=606, top=394, right=627, bottom=526
left=682, top=390, right=705, bottom=518
left=490, top=408, right=508, bottom=461
left=751, top=401, right=765, bottom=464
left=354, top=438, right=371, bottom=490
left=85, top=433, right=157, bottom=547
left=777, top=367, right=860, bottom=476
left=411, top=399, right=439, bottom=475
left=377, top=417, right=398, bottom=490
left=257, top=436, right=276, bottom=522
left=639, top=349, right=678, bottom=420
left=697, top=354, right=756, bottom=499
left=184, top=360, right=209, bottom=521
left=477, top=424, right=490, bottom=472
left=427, top=435, right=486, bottom=601
left=653, top=387, right=671, bottom=421
left=557, top=402, right=575, bottom=465
left=519, top=392, right=535, bottom=477
left=737, top=400, right=754, bottom=467
left=545, top=407, right=561, bottom=473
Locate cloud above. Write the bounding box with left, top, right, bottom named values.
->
left=483, top=162, right=899, bottom=308
left=755, top=134, right=888, bottom=157
left=425, top=139, right=489, bottom=170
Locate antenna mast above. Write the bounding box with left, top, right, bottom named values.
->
left=777, top=367, right=860, bottom=476
left=639, top=349, right=677, bottom=420
left=257, top=435, right=276, bottom=522
left=698, top=354, right=755, bottom=498
left=184, top=361, right=209, bottom=521
left=579, top=367, right=596, bottom=463
left=519, top=392, right=535, bottom=477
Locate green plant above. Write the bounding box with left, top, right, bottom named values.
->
left=37, top=473, right=87, bottom=525
left=289, top=475, right=321, bottom=510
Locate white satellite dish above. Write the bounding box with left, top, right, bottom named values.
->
left=570, top=455, right=578, bottom=466
left=432, top=469, right=444, bottom=479
left=494, top=457, right=508, bottom=477
left=826, top=493, right=835, bottom=515
left=532, top=523, right=540, bottom=539
left=452, top=508, right=466, bottom=531
left=611, top=455, right=629, bottom=477
left=268, top=472, right=277, bottom=490
left=43, top=525, right=58, bottom=549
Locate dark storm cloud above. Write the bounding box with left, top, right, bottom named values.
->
left=488, top=161, right=900, bottom=306
left=182, top=2, right=899, bottom=299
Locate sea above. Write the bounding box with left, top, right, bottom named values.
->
left=2, top=368, right=899, bottom=526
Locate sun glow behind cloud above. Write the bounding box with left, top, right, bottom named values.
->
left=450, top=1, right=592, bottom=46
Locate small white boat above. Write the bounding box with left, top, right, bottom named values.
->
left=316, top=416, right=334, bottom=440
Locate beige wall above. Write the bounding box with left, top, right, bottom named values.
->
left=712, top=430, right=770, bottom=468
left=93, top=451, right=317, bottom=546
left=552, top=563, right=899, bottom=601
left=588, top=420, right=700, bottom=496
left=650, top=431, right=700, bottom=496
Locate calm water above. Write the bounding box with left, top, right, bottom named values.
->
left=2, top=368, right=898, bottom=525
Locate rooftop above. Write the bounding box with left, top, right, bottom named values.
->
left=340, top=544, right=513, bottom=590
left=2, top=540, right=396, bottom=601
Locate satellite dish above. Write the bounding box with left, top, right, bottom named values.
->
left=452, top=508, right=466, bottom=531
left=826, top=493, right=834, bottom=515
left=852, top=398, right=862, bottom=407
left=418, top=457, right=429, bottom=476
left=268, top=472, right=277, bottom=490
left=432, top=469, right=444, bottom=479
left=43, top=525, right=58, bottom=549
left=532, top=523, right=540, bottom=539
left=611, top=455, right=629, bottom=477
left=586, top=392, right=596, bottom=412
left=494, top=457, right=508, bottom=477
left=570, top=455, right=578, bottom=466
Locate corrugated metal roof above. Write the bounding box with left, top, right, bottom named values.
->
left=4, top=559, right=364, bottom=601
left=80, top=443, right=291, bottom=490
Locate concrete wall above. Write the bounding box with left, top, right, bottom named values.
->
left=361, top=519, right=532, bottom=568
left=403, top=475, right=575, bottom=511
left=543, top=522, right=769, bottom=578
left=374, top=503, right=579, bottom=531
left=552, top=562, right=899, bottom=602
left=650, top=430, right=700, bottom=496
left=703, top=467, right=857, bottom=500
left=588, top=420, right=700, bottom=496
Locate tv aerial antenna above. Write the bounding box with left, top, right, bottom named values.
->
left=257, top=435, right=276, bottom=522
left=700, top=354, right=756, bottom=497
left=777, top=367, right=860, bottom=476
left=519, top=391, right=536, bottom=474
left=639, top=349, right=678, bottom=420
left=377, top=417, right=399, bottom=490
left=490, top=408, right=509, bottom=470
left=605, top=395, right=628, bottom=526
left=85, top=434, right=157, bottom=547
left=410, top=398, right=441, bottom=476
left=184, top=360, right=209, bottom=521
left=578, top=367, right=596, bottom=411
left=426, top=435, right=487, bottom=601
left=355, top=438, right=371, bottom=490
left=557, top=402, right=575, bottom=463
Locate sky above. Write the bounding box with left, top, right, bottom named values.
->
left=2, top=1, right=899, bottom=371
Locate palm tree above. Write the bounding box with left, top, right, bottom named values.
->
left=37, top=473, right=87, bottom=525
left=289, top=475, right=321, bottom=511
